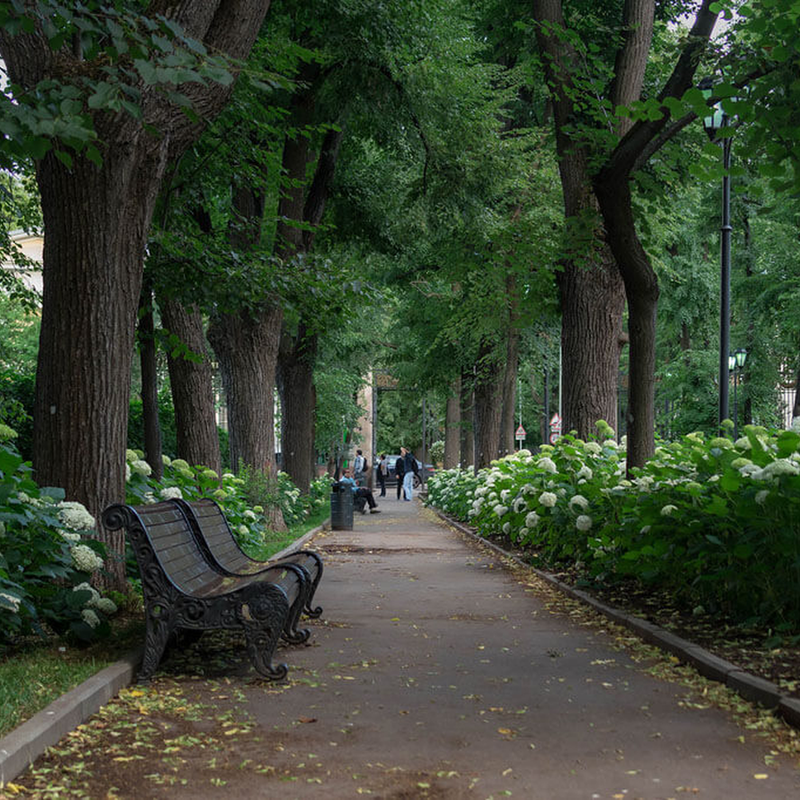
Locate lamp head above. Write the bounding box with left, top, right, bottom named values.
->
left=728, top=354, right=736, bottom=372
left=735, top=348, right=747, bottom=368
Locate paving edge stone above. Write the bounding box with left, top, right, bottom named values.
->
left=0, top=518, right=332, bottom=788
left=431, top=506, right=800, bottom=732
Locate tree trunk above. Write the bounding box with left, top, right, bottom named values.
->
left=160, top=297, right=222, bottom=475
left=460, top=372, right=474, bottom=468
left=444, top=377, right=461, bottom=469
left=277, top=325, right=318, bottom=493
left=533, top=0, right=626, bottom=442
left=138, top=280, right=163, bottom=480
left=2, top=0, right=274, bottom=589
left=473, top=342, right=504, bottom=468
left=33, top=144, right=169, bottom=587
left=594, top=178, right=659, bottom=468
left=558, top=246, right=626, bottom=439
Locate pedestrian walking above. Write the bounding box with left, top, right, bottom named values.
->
left=394, top=451, right=405, bottom=500
left=400, top=446, right=420, bottom=501
left=377, top=453, right=388, bottom=497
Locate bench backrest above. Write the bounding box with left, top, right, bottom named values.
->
left=174, top=497, right=254, bottom=574
left=105, top=502, right=223, bottom=596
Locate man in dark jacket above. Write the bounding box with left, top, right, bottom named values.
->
left=394, top=452, right=405, bottom=500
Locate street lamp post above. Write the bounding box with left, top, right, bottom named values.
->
left=731, top=348, right=747, bottom=439
left=700, top=77, right=734, bottom=430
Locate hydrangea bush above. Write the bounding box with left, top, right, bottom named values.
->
left=0, top=431, right=115, bottom=645
left=427, top=420, right=800, bottom=632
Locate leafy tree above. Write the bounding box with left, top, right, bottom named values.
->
left=0, top=1, right=273, bottom=586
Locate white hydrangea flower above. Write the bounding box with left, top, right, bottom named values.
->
left=81, top=608, right=100, bottom=629
left=58, top=501, right=96, bottom=531
left=73, top=581, right=100, bottom=605
left=584, top=442, right=602, bottom=455
left=755, top=490, right=769, bottom=506
left=512, top=496, right=527, bottom=514
left=500, top=489, right=510, bottom=503
left=143, top=492, right=157, bottom=505
left=125, top=463, right=131, bottom=482
left=243, top=509, right=257, bottom=521
left=569, top=494, right=589, bottom=510
left=761, top=459, right=800, bottom=479
left=238, top=525, right=249, bottom=536
left=60, top=530, right=82, bottom=542
left=159, top=487, right=183, bottom=500
left=577, top=465, right=593, bottom=480
left=538, top=457, right=558, bottom=474
left=739, top=463, right=760, bottom=477
left=734, top=436, right=751, bottom=450
left=603, top=439, right=618, bottom=449
left=660, top=505, right=677, bottom=516
left=525, top=511, right=540, bottom=528
left=538, top=492, right=557, bottom=508
left=521, top=484, right=536, bottom=496
left=618, top=479, right=632, bottom=488
left=95, top=597, right=117, bottom=615
left=640, top=525, right=651, bottom=534
left=125, top=449, right=139, bottom=463
left=575, top=515, right=592, bottom=532
left=494, top=505, right=508, bottom=517
left=131, top=459, right=152, bottom=477
left=502, top=522, right=511, bottom=535
left=70, top=544, right=104, bottom=573
left=0, top=592, right=20, bottom=612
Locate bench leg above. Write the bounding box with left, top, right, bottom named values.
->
left=139, top=611, right=173, bottom=683
left=239, top=596, right=289, bottom=681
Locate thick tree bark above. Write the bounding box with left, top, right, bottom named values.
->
left=33, top=143, right=169, bottom=587
left=208, top=307, right=282, bottom=475
left=277, top=325, right=318, bottom=493
left=277, top=126, right=343, bottom=492
left=460, top=372, right=474, bottom=468
left=160, top=297, right=221, bottom=475
left=473, top=342, right=504, bottom=468
left=444, top=377, right=461, bottom=469
left=138, top=281, right=164, bottom=480
left=0, top=0, right=273, bottom=588
left=533, top=0, right=627, bottom=442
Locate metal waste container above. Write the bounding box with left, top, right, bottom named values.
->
left=330, top=482, right=354, bottom=530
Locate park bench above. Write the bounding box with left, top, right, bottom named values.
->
left=170, top=496, right=323, bottom=620
left=102, top=501, right=311, bottom=683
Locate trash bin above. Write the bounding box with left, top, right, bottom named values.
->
left=330, top=482, right=354, bottom=530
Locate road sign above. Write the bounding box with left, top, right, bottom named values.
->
left=515, top=425, right=526, bottom=439
left=549, top=413, right=562, bottom=432
left=549, top=432, right=560, bottom=444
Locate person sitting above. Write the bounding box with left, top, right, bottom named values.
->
left=339, top=468, right=381, bottom=514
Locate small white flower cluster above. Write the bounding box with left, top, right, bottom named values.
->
left=569, top=494, right=589, bottom=511
left=159, top=487, right=183, bottom=500
left=58, top=501, right=95, bottom=531
left=538, top=492, right=557, bottom=508
left=0, top=592, right=20, bottom=613
left=243, top=509, right=257, bottom=521
left=131, top=459, right=152, bottom=477
left=575, top=515, right=592, bottom=532
left=537, top=457, right=558, bottom=474
left=70, top=544, right=104, bottom=573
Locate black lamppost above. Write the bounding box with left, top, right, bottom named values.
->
left=730, top=348, right=747, bottom=439
left=699, top=77, right=734, bottom=430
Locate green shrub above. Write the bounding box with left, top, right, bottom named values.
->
left=0, top=430, right=116, bottom=646
left=427, top=420, right=800, bottom=632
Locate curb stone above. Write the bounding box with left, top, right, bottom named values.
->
left=431, top=507, right=797, bottom=731
left=0, top=518, right=331, bottom=788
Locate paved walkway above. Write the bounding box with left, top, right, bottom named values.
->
left=13, top=498, right=800, bottom=798
left=200, top=498, right=800, bottom=798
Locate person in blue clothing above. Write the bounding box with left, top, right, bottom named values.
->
left=400, top=446, right=420, bottom=501
left=340, top=467, right=381, bottom=513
